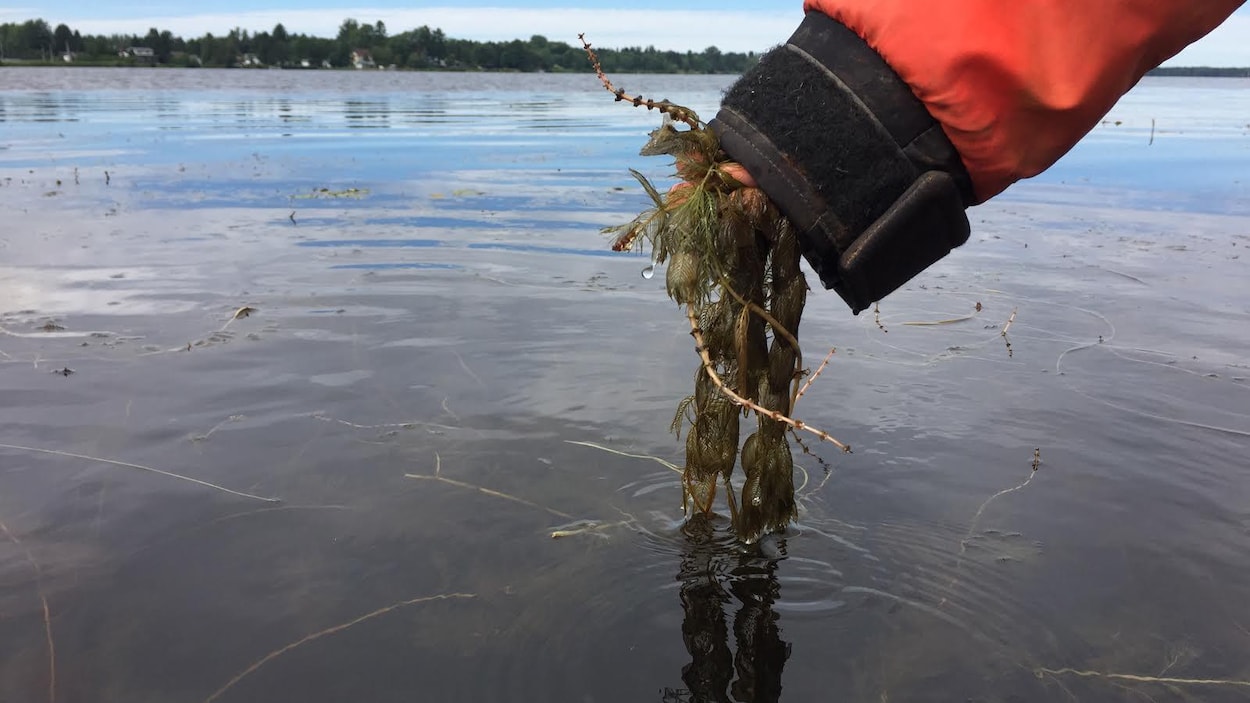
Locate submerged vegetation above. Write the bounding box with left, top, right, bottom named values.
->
left=582, top=37, right=849, bottom=543
left=0, top=17, right=758, bottom=72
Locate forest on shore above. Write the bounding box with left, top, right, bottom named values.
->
left=1146, top=66, right=1250, bottom=77
left=5, top=18, right=1245, bottom=76
left=0, top=17, right=760, bottom=73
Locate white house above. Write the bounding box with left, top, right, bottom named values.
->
left=119, top=46, right=156, bottom=62
left=350, top=49, right=375, bottom=70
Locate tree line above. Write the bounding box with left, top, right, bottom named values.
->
left=0, top=17, right=759, bottom=73
left=1146, top=66, right=1250, bottom=78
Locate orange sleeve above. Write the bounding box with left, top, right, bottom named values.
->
left=805, top=0, right=1245, bottom=202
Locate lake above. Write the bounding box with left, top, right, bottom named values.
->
left=1, top=67, right=1248, bottom=702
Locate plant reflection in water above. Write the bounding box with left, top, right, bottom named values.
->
left=675, top=514, right=791, bottom=703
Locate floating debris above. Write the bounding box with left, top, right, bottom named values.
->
left=291, top=187, right=369, bottom=200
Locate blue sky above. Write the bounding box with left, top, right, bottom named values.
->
left=5, top=1, right=1248, bottom=64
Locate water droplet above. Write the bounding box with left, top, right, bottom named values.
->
left=641, top=250, right=660, bottom=280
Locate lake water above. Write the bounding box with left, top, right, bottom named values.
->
left=1, top=68, right=1248, bottom=702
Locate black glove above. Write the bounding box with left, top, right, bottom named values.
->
left=711, top=12, right=974, bottom=314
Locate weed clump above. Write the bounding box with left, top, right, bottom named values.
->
left=582, top=36, right=849, bottom=542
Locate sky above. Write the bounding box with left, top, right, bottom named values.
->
left=3, top=1, right=1249, bottom=65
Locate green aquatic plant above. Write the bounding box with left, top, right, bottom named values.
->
left=581, top=36, right=850, bottom=542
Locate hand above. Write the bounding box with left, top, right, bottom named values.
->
left=666, top=161, right=756, bottom=205
left=709, top=12, right=975, bottom=313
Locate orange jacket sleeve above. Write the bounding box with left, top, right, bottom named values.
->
left=805, top=0, right=1245, bottom=202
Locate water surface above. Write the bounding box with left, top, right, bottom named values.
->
left=2, top=68, right=1249, bottom=702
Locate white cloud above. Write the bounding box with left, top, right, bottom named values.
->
left=1161, top=14, right=1250, bottom=67
left=0, top=8, right=39, bottom=23
left=54, top=7, right=802, bottom=54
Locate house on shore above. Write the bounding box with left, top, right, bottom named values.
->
left=350, top=49, right=375, bottom=70
left=119, top=47, right=156, bottom=63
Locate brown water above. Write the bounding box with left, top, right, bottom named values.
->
left=1, top=67, right=1249, bottom=702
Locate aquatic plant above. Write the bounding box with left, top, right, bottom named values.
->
left=581, top=36, right=849, bottom=543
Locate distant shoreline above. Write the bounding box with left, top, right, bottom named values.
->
left=1146, top=67, right=1250, bottom=78
left=2, top=16, right=1245, bottom=76
left=3, top=63, right=1248, bottom=78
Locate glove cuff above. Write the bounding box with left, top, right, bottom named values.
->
left=712, top=12, right=973, bottom=313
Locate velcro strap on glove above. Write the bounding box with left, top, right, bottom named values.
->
left=711, top=12, right=974, bottom=313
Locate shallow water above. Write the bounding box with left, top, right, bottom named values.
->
left=1, top=68, right=1248, bottom=702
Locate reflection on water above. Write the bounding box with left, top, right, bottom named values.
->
left=677, top=516, right=789, bottom=703
left=1, top=69, right=1249, bottom=702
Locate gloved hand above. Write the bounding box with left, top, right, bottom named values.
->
left=710, top=12, right=975, bottom=314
